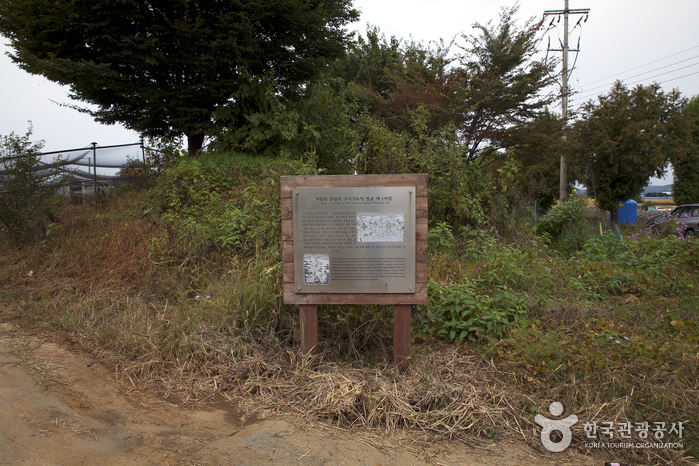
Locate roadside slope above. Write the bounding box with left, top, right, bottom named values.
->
left=0, top=307, right=605, bottom=466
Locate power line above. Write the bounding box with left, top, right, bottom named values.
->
left=662, top=70, right=699, bottom=84
left=579, top=55, right=699, bottom=95
left=571, top=46, right=699, bottom=106
left=681, top=84, right=699, bottom=96
left=573, top=66, right=699, bottom=105
left=580, top=44, right=699, bottom=88
left=574, top=61, right=699, bottom=103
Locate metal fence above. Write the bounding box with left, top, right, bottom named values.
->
left=40, top=141, right=147, bottom=207
left=1, top=140, right=151, bottom=208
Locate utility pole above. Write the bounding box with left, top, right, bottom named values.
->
left=544, top=1, right=589, bottom=203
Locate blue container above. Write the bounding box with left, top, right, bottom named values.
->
left=616, top=200, right=637, bottom=224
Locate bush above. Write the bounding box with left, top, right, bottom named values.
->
left=0, top=125, right=68, bottom=244
left=145, top=151, right=316, bottom=263
left=563, top=227, right=699, bottom=299
left=117, top=137, right=186, bottom=188
left=535, top=196, right=588, bottom=254
left=424, top=279, right=530, bottom=342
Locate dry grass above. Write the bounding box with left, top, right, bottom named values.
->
left=97, top=328, right=692, bottom=466
left=0, top=190, right=155, bottom=297
left=2, top=196, right=697, bottom=466
left=237, top=348, right=514, bottom=437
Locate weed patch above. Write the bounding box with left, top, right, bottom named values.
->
left=2, top=156, right=698, bottom=465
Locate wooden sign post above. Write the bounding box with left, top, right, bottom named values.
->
left=281, top=174, right=428, bottom=370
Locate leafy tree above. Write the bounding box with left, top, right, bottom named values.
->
left=571, top=81, right=689, bottom=223
left=513, top=109, right=571, bottom=210
left=453, top=5, right=558, bottom=165
left=354, top=113, right=411, bottom=176
left=350, top=6, right=557, bottom=167
left=352, top=37, right=456, bottom=137
left=340, top=10, right=559, bottom=229
left=330, top=11, right=560, bottom=229
left=334, top=26, right=403, bottom=100
left=211, top=74, right=358, bottom=174
left=0, top=0, right=358, bottom=157
left=0, top=125, right=68, bottom=244
left=672, top=95, right=699, bottom=205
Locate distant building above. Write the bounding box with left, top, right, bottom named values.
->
left=644, top=191, right=673, bottom=199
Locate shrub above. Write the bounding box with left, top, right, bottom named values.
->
left=535, top=196, right=588, bottom=253
left=424, top=279, right=530, bottom=342
left=0, top=125, right=68, bottom=244
left=145, top=151, right=315, bottom=262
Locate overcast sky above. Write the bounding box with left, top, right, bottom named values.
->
left=2, top=0, right=697, bottom=183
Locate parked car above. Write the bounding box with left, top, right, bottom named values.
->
left=647, top=204, right=699, bottom=237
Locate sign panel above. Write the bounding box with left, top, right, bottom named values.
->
left=292, top=186, right=416, bottom=294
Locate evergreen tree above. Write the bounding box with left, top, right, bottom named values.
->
left=672, top=96, right=699, bottom=205
left=571, top=81, right=688, bottom=223
left=0, top=0, right=358, bottom=156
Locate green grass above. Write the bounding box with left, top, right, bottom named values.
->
left=1, top=155, right=698, bottom=464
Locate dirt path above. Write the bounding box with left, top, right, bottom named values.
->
left=0, top=312, right=609, bottom=466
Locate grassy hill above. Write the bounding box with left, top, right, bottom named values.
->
left=1, top=151, right=698, bottom=464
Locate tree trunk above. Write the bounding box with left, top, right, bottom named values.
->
left=187, top=133, right=205, bottom=157
left=610, top=207, right=619, bottom=225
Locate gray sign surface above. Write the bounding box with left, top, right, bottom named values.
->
left=293, top=186, right=416, bottom=293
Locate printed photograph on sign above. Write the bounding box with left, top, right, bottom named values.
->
left=356, top=213, right=404, bottom=242
left=303, top=254, right=330, bottom=285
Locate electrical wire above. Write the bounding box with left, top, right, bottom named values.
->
left=573, top=64, right=699, bottom=105
left=570, top=46, right=699, bottom=106
left=576, top=55, right=699, bottom=97
left=580, top=45, right=699, bottom=88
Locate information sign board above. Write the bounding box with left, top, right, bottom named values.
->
left=281, top=174, right=428, bottom=367
left=281, top=174, right=428, bottom=306
left=293, top=186, right=415, bottom=294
